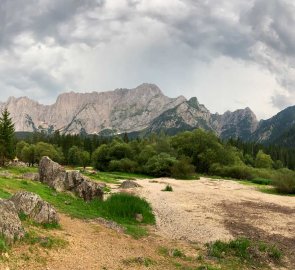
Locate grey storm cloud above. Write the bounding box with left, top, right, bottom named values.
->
left=0, top=0, right=295, bottom=112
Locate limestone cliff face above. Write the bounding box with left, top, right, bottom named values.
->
left=0, top=84, right=186, bottom=134
left=213, top=107, right=259, bottom=140
left=0, top=83, right=259, bottom=139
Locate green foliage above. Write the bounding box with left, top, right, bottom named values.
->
left=144, top=153, right=176, bottom=177
left=21, top=144, right=36, bottom=166
left=255, top=150, right=273, bottom=169
left=0, top=235, right=8, bottom=253
left=209, top=164, right=255, bottom=180
left=0, top=108, right=15, bottom=165
left=92, top=144, right=111, bottom=171
left=101, top=193, right=155, bottom=224
left=273, top=173, right=295, bottom=194
left=207, top=238, right=282, bottom=265
left=162, top=184, right=173, bottom=192
left=170, top=156, right=195, bottom=179
left=108, top=158, right=138, bottom=173
left=68, top=146, right=90, bottom=169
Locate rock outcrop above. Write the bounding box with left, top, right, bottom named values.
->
left=39, top=156, right=104, bottom=201
left=10, top=191, right=59, bottom=224
left=0, top=83, right=260, bottom=140
left=0, top=200, right=25, bottom=243
left=119, top=180, right=142, bottom=189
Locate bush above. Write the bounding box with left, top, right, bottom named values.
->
left=209, top=164, right=255, bottom=180
left=170, top=156, right=195, bottom=179
left=162, top=184, right=173, bottom=192
left=108, top=158, right=138, bottom=173
left=102, top=193, right=155, bottom=224
left=144, top=153, right=176, bottom=177
left=273, top=173, right=295, bottom=194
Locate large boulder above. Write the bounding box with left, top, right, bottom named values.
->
left=0, top=200, right=25, bottom=243
left=39, top=156, right=104, bottom=201
left=120, top=180, right=142, bottom=189
left=10, top=191, right=59, bottom=224
left=39, top=156, right=67, bottom=191
left=76, top=180, right=104, bottom=201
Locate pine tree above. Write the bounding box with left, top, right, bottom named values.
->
left=0, top=108, right=15, bottom=166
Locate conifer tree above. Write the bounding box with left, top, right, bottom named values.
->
left=0, top=108, right=15, bottom=165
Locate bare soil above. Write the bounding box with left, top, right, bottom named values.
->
left=1, top=177, right=294, bottom=269
left=135, top=178, right=295, bottom=266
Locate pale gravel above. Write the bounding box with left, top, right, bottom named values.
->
left=135, top=177, right=295, bottom=243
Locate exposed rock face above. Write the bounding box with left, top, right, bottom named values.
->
left=0, top=83, right=261, bottom=139
left=10, top=192, right=59, bottom=224
left=39, top=156, right=67, bottom=191
left=1, top=83, right=185, bottom=135
left=147, top=98, right=258, bottom=139
left=0, top=199, right=25, bottom=243
left=39, top=156, right=104, bottom=201
left=250, top=106, right=295, bottom=145
left=213, top=107, right=259, bottom=140
left=119, top=180, right=142, bottom=189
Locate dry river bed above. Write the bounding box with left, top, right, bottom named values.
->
left=134, top=178, right=295, bottom=263
left=1, top=177, right=294, bottom=269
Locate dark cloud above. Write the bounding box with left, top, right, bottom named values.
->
left=0, top=0, right=295, bottom=115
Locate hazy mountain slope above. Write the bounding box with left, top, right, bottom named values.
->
left=0, top=83, right=261, bottom=139
left=250, top=106, right=295, bottom=144
left=0, top=84, right=186, bottom=134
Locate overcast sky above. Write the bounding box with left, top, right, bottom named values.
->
left=1, top=0, right=295, bottom=119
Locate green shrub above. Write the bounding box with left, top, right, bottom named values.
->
left=162, top=184, right=173, bottom=192
left=250, top=178, right=272, bottom=185
left=108, top=158, right=138, bottom=173
left=170, top=156, right=195, bottom=179
left=209, top=164, right=255, bottom=180
left=102, top=193, right=155, bottom=224
left=273, top=173, right=295, bottom=194
left=144, top=153, right=176, bottom=177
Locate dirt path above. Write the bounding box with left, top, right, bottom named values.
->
left=135, top=178, right=295, bottom=261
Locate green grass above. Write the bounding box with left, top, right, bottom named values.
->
left=0, top=236, right=8, bottom=253
left=0, top=166, right=38, bottom=176
left=207, top=238, right=283, bottom=267
left=259, top=186, right=295, bottom=196
left=0, top=188, right=11, bottom=199
left=23, top=230, right=67, bottom=249
left=82, top=171, right=152, bottom=184
left=101, top=193, right=155, bottom=224
left=0, top=176, right=155, bottom=238
left=162, top=184, right=173, bottom=192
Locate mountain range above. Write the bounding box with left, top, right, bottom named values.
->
left=0, top=83, right=293, bottom=145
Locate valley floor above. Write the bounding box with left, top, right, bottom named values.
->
left=1, top=178, right=295, bottom=270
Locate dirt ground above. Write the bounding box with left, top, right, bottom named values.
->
left=1, top=177, right=294, bottom=269
left=135, top=178, right=295, bottom=265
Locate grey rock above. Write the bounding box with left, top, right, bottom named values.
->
left=120, top=180, right=142, bottom=189
left=39, top=156, right=67, bottom=191
left=135, top=213, right=143, bottom=223
left=0, top=83, right=185, bottom=135
left=0, top=199, right=25, bottom=243
left=22, top=172, right=40, bottom=181
left=39, top=156, right=104, bottom=201
left=75, top=180, right=104, bottom=201
left=10, top=191, right=59, bottom=224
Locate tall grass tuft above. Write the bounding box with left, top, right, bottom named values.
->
left=101, top=193, right=155, bottom=224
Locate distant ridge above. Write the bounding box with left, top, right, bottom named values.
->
left=6, top=83, right=293, bottom=143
